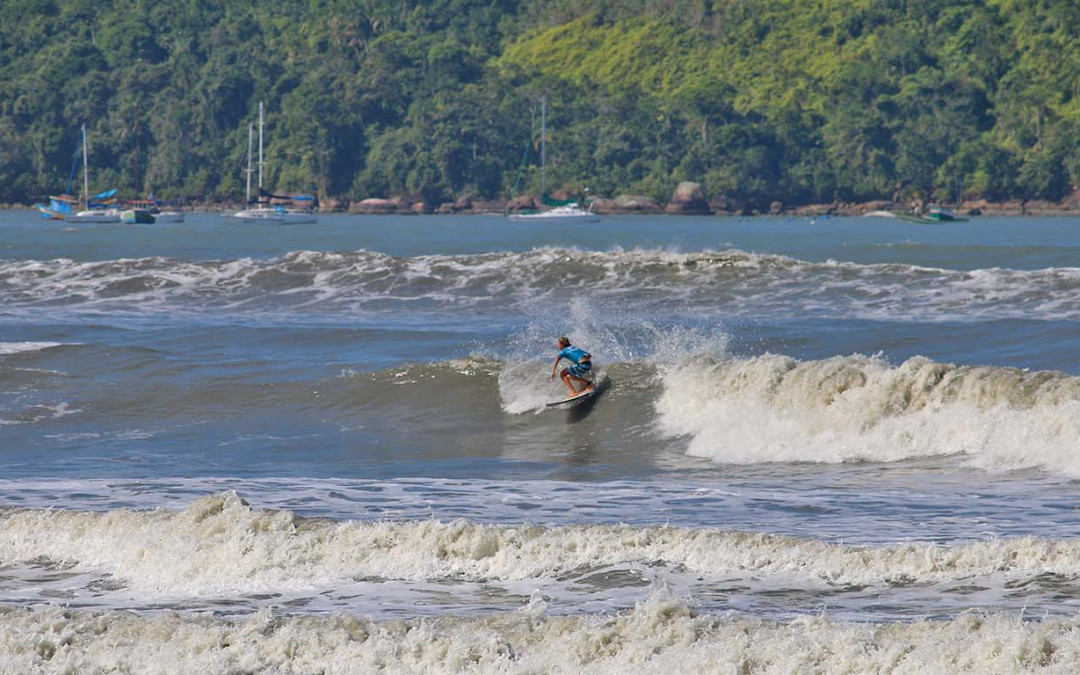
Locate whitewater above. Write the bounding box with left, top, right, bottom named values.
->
left=4, top=212, right=1080, bottom=672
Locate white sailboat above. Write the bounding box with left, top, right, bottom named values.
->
left=507, top=96, right=598, bottom=223
left=226, top=103, right=317, bottom=224
left=67, top=125, right=120, bottom=223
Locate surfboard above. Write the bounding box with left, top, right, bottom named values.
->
left=546, top=386, right=597, bottom=407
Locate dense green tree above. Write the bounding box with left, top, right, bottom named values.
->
left=3, top=0, right=1080, bottom=207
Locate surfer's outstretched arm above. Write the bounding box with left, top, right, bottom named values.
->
left=551, top=355, right=563, bottom=379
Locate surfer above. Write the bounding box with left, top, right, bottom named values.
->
left=551, top=336, right=593, bottom=398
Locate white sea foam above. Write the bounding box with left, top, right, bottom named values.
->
left=656, top=352, right=1080, bottom=475
left=4, top=494, right=1080, bottom=598
left=0, top=342, right=65, bottom=356
left=2, top=595, right=1079, bottom=674
left=4, top=248, right=1080, bottom=321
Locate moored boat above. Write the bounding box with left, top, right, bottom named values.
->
left=507, top=96, right=599, bottom=223
left=894, top=204, right=968, bottom=224
left=63, top=125, right=120, bottom=223
left=225, top=103, right=317, bottom=224
left=508, top=203, right=599, bottom=222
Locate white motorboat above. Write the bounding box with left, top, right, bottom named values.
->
left=151, top=210, right=186, bottom=223
left=69, top=209, right=120, bottom=223
left=229, top=206, right=285, bottom=224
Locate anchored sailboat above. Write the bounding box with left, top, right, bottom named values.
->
left=36, top=125, right=119, bottom=222
left=66, top=125, right=120, bottom=223
left=226, top=102, right=317, bottom=224
left=508, top=96, right=598, bottom=222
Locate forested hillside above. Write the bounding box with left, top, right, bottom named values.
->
left=2, top=0, right=1079, bottom=208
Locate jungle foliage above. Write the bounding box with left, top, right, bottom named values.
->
left=2, top=0, right=1080, bottom=208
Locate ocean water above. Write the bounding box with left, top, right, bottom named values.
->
left=4, top=211, right=1080, bottom=671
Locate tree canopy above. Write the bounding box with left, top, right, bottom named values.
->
left=2, top=0, right=1080, bottom=208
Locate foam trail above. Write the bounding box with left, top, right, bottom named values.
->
left=2, top=596, right=1078, bottom=674
left=6, top=494, right=1080, bottom=597
left=657, top=353, right=1080, bottom=475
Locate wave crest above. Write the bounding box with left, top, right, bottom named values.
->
left=5, top=494, right=1080, bottom=596
left=657, top=354, right=1080, bottom=472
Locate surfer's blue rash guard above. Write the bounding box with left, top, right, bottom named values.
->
left=559, top=345, right=592, bottom=377
left=558, top=346, right=590, bottom=364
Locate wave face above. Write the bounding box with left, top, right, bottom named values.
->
left=2, top=597, right=1079, bottom=674
left=5, top=493, right=1080, bottom=596
left=656, top=353, right=1080, bottom=475
left=4, top=247, right=1080, bottom=320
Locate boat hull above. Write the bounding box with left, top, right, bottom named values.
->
left=153, top=212, right=186, bottom=223
left=225, top=207, right=315, bottom=224
left=507, top=204, right=599, bottom=222
left=67, top=210, right=120, bottom=223
left=121, top=209, right=156, bottom=224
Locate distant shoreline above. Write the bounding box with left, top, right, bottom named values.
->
left=6, top=197, right=1080, bottom=217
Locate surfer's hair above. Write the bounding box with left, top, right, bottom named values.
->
left=558, top=336, right=570, bottom=347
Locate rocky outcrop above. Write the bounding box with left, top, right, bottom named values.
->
left=614, top=194, right=661, bottom=212
left=322, top=198, right=348, bottom=212
left=665, top=182, right=711, bottom=214
left=506, top=196, right=538, bottom=213
left=855, top=200, right=892, bottom=215
left=589, top=194, right=661, bottom=214
left=791, top=203, right=838, bottom=217
left=350, top=198, right=403, bottom=214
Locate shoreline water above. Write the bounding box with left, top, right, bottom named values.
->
left=7, top=197, right=1080, bottom=217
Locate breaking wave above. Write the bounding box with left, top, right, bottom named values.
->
left=5, top=493, right=1080, bottom=597
left=2, top=594, right=1079, bottom=673
left=4, top=247, right=1080, bottom=320
left=657, top=353, right=1080, bottom=475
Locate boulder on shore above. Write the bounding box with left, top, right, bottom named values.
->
left=857, top=200, right=892, bottom=214
left=506, top=196, right=538, bottom=213
left=350, top=198, right=402, bottom=214
left=322, top=198, right=348, bottom=212
left=612, top=194, right=661, bottom=213
left=792, top=203, right=837, bottom=217
left=665, top=182, right=711, bottom=214
left=709, top=197, right=734, bottom=213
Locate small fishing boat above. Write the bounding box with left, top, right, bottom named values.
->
left=895, top=205, right=968, bottom=224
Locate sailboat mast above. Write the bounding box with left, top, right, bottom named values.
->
left=258, top=101, right=265, bottom=192
left=245, top=123, right=254, bottom=204
left=540, top=96, right=546, bottom=199
left=82, top=124, right=89, bottom=211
